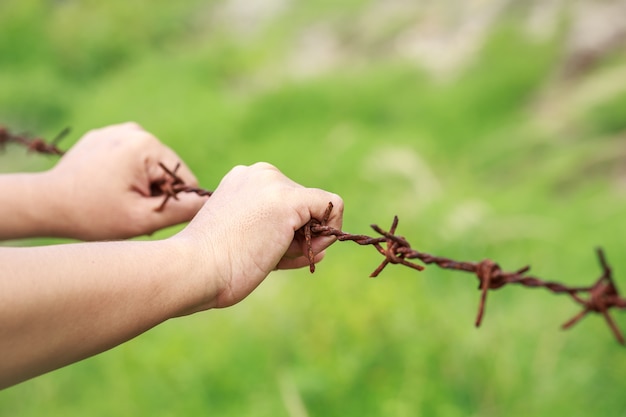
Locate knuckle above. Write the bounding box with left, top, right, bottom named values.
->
left=132, top=130, right=159, bottom=146
left=251, top=161, right=279, bottom=172
left=121, top=121, right=143, bottom=130
left=227, top=164, right=247, bottom=176
left=332, top=194, right=344, bottom=212
left=330, top=192, right=343, bottom=205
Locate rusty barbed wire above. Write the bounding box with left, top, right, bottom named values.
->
left=305, top=202, right=626, bottom=345
left=151, top=162, right=212, bottom=211
left=5, top=127, right=625, bottom=344
left=1, top=127, right=212, bottom=210
left=0, top=125, right=67, bottom=156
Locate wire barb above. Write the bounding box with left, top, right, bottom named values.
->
left=151, top=162, right=212, bottom=211
left=560, top=248, right=626, bottom=344
left=0, top=125, right=67, bottom=155
left=6, top=125, right=626, bottom=345
left=303, top=202, right=626, bottom=345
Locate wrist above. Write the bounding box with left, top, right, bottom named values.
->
left=165, top=233, right=221, bottom=315
left=30, top=169, right=75, bottom=238
left=0, top=171, right=68, bottom=240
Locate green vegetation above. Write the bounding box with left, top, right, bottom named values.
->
left=2, top=1, right=626, bottom=416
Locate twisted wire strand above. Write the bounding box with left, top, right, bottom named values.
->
left=306, top=202, right=626, bottom=345
left=6, top=127, right=626, bottom=345
left=0, top=125, right=67, bottom=156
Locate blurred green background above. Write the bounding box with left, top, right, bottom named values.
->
left=2, top=0, right=626, bottom=415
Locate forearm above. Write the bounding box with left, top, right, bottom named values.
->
left=0, top=237, right=212, bottom=389
left=0, top=161, right=344, bottom=389
left=0, top=172, right=65, bottom=240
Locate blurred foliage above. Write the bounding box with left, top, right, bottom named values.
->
left=586, top=91, right=626, bottom=136
left=2, top=0, right=626, bottom=416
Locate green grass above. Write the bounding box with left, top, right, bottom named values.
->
left=2, top=1, right=626, bottom=416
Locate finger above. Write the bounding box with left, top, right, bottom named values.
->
left=289, top=188, right=343, bottom=231
left=277, top=251, right=326, bottom=270
left=139, top=191, right=209, bottom=230
left=146, top=144, right=199, bottom=188
left=106, top=121, right=144, bottom=132
left=133, top=140, right=200, bottom=200
left=148, top=156, right=199, bottom=188
left=304, top=189, right=344, bottom=231
left=310, top=235, right=340, bottom=255
left=89, top=121, right=145, bottom=139
left=284, top=234, right=337, bottom=259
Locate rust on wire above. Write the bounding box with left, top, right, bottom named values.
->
left=0, top=128, right=212, bottom=211
left=305, top=202, right=626, bottom=345
left=151, top=162, right=212, bottom=211
left=0, top=125, right=67, bottom=155
left=6, top=125, right=626, bottom=345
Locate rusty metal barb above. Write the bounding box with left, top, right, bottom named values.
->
left=304, top=202, right=626, bottom=345
left=560, top=248, right=626, bottom=344
left=6, top=125, right=626, bottom=345
left=152, top=162, right=212, bottom=211
left=0, top=125, right=67, bottom=155
left=2, top=128, right=213, bottom=211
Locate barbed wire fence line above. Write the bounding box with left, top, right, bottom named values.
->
left=3, top=125, right=625, bottom=345
left=0, top=126, right=68, bottom=156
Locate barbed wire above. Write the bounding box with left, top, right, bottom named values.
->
left=151, top=162, right=212, bottom=211
left=0, top=125, right=211, bottom=209
left=6, top=125, right=625, bottom=345
left=305, top=202, right=626, bottom=345
left=0, top=126, right=67, bottom=156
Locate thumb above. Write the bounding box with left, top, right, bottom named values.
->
left=139, top=192, right=209, bottom=231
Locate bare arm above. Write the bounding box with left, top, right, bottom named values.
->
left=0, top=122, right=206, bottom=241
left=0, top=162, right=343, bottom=389
left=0, top=238, right=202, bottom=388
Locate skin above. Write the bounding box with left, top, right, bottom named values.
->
left=0, top=122, right=343, bottom=389
left=0, top=122, right=206, bottom=241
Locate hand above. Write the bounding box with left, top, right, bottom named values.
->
left=46, top=122, right=207, bottom=240
left=177, top=162, right=344, bottom=310
left=0, top=161, right=342, bottom=387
